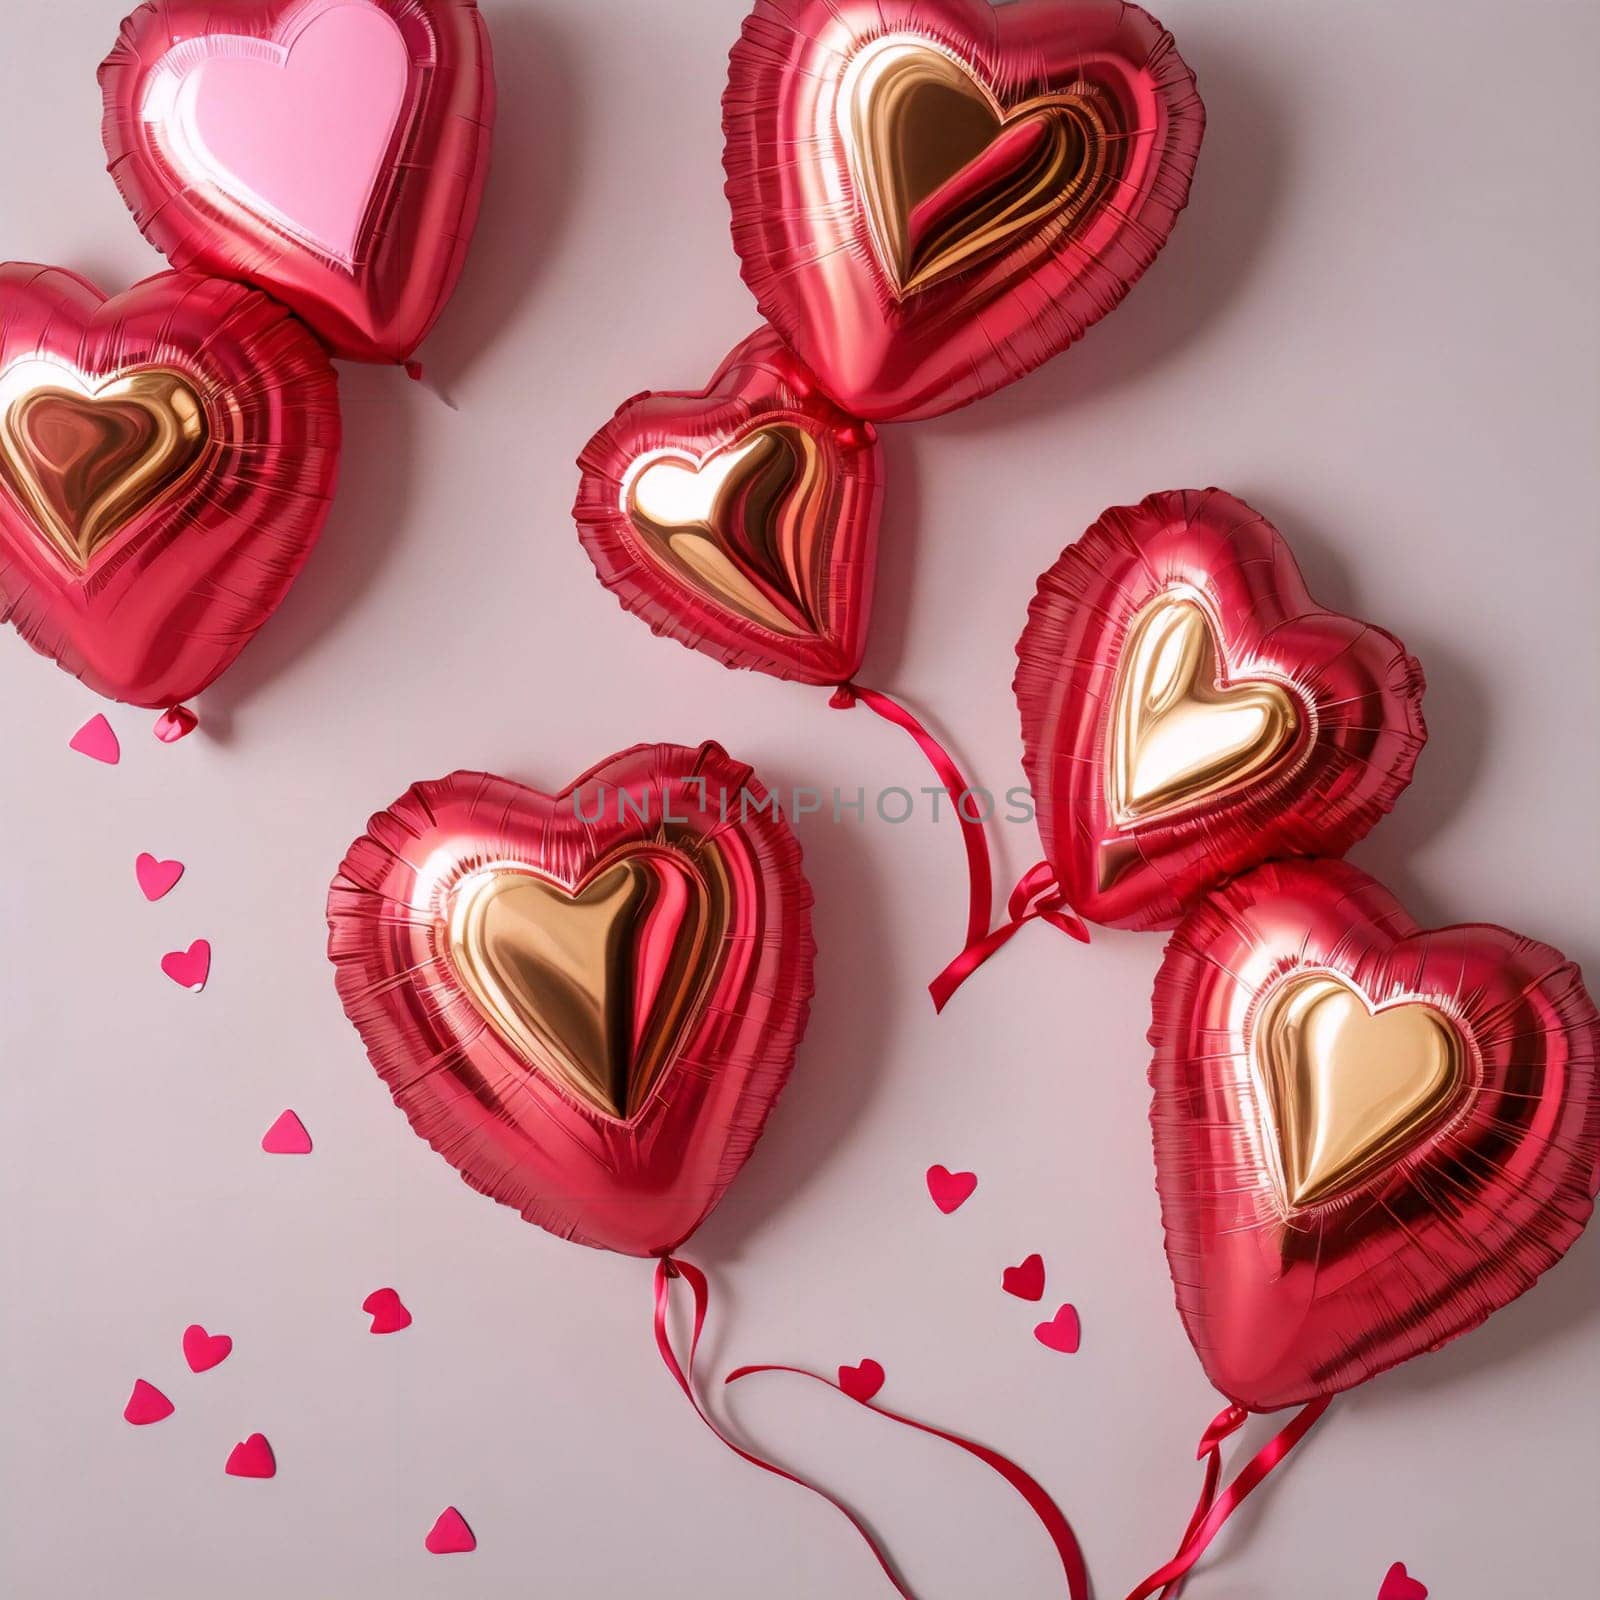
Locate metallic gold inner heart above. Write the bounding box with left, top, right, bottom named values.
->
left=625, top=426, right=829, bottom=637
left=1107, top=597, right=1301, bottom=827
left=841, top=37, right=1118, bottom=296
left=0, top=361, right=208, bottom=571
left=444, top=851, right=725, bottom=1121
left=1253, top=973, right=1466, bottom=1210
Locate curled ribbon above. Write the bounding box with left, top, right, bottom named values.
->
left=929, top=859, right=1090, bottom=1013
left=654, top=1254, right=1088, bottom=1599
left=1124, top=1397, right=1332, bottom=1599
left=829, top=682, right=997, bottom=1001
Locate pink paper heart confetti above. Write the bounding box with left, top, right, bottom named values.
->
left=182, top=1323, right=232, bottom=1374
left=1002, top=1253, right=1046, bottom=1302
left=224, top=1432, right=275, bottom=1479
left=69, top=714, right=120, bottom=764
left=1379, top=1563, right=1428, bottom=1600
left=1034, top=1304, right=1081, bottom=1354
left=161, top=939, right=211, bottom=992
left=153, top=705, right=199, bottom=743
left=362, top=1287, right=412, bottom=1334
left=123, top=1379, right=174, bottom=1425
left=261, top=1109, right=312, bottom=1155
left=425, top=1506, right=476, bottom=1555
left=136, top=853, right=185, bottom=901
left=925, top=1164, right=978, bottom=1214
left=837, top=1358, right=885, bottom=1403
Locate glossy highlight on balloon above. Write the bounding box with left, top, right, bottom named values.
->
left=327, top=744, right=815, bottom=1258
left=1149, top=859, right=1600, bottom=1412
left=100, top=0, right=496, bottom=364
left=0, top=264, right=341, bottom=708
left=574, top=327, right=883, bottom=685
left=722, top=0, right=1205, bottom=419
left=1015, top=488, right=1429, bottom=931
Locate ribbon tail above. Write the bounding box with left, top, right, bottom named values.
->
left=929, top=859, right=1089, bottom=1014
left=831, top=682, right=994, bottom=984
left=1125, top=1397, right=1332, bottom=1600
left=652, top=1257, right=914, bottom=1598
left=726, top=1362, right=1089, bottom=1600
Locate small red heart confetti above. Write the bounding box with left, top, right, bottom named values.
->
left=136, top=853, right=185, bottom=901
left=261, top=1109, right=312, bottom=1155
left=925, top=1164, right=977, bottom=1214
left=224, top=1433, right=275, bottom=1479
left=153, top=705, right=198, bottom=743
left=123, top=1379, right=174, bottom=1425
left=182, top=1323, right=232, bottom=1373
left=1002, top=1253, right=1046, bottom=1301
left=837, top=1358, right=885, bottom=1403
left=69, top=714, right=120, bottom=764
left=1034, top=1304, right=1081, bottom=1354
left=425, top=1506, right=476, bottom=1555
left=161, top=939, right=211, bottom=992
left=1379, top=1563, right=1428, bottom=1600
left=362, top=1287, right=412, bottom=1334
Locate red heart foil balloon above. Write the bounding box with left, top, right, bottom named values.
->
left=100, top=0, right=495, bottom=365
left=574, top=327, right=882, bottom=685
left=0, top=264, right=340, bottom=708
left=722, top=0, right=1204, bottom=420
left=1150, top=859, right=1600, bottom=1412
left=1015, top=489, right=1428, bottom=931
left=327, top=744, right=815, bottom=1258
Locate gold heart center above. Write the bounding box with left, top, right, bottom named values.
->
left=444, top=850, right=725, bottom=1121
left=1108, top=597, right=1301, bottom=826
left=626, top=426, right=829, bottom=637
left=841, top=37, right=1117, bottom=297
left=0, top=361, right=209, bottom=571
left=1253, top=973, right=1467, bottom=1209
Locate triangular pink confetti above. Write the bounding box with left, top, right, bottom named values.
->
left=70, top=714, right=120, bottom=764
left=425, top=1506, right=476, bottom=1554
left=261, top=1109, right=312, bottom=1155
left=123, top=1379, right=174, bottom=1425
left=224, top=1433, right=275, bottom=1479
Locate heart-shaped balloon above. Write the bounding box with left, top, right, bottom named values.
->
left=574, top=328, right=882, bottom=685
left=327, top=744, right=815, bottom=1257
left=722, top=0, right=1204, bottom=419
left=100, top=0, right=495, bottom=364
left=1150, top=859, right=1600, bottom=1412
left=1015, top=489, right=1428, bottom=931
left=0, top=264, right=340, bottom=708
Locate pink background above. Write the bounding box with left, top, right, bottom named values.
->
left=2, top=1, right=1597, bottom=1596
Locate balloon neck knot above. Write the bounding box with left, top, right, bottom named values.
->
left=659, top=1255, right=681, bottom=1280
left=829, top=684, right=859, bottom=711
left=1198, top=1403, right=1250, bottom=1457
left=403, top=360, right=425, bottom=382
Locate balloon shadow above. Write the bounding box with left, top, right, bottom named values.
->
left=692, top=770, right=900, bottom=1278
left=1226, top=490, right=1495, bottom=928
left=417, top=6, right=582, bottom=393
left=913, top=30, right=1289, bottom=440
left=197, top=364, right=419, bottom=742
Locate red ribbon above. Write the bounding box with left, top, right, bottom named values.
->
left=1124, top=1397, right=1332, bottom=1600
left=830, top=683, right=994, bottom=974
left=654, top=1254, right=1088, bottom=1599
left=929, top=859, right=1089, bottom=1013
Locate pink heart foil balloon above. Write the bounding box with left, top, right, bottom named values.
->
left=722, top=0, right=1205, bottom=419
left=1150, top=859, right=1600, bottom=1411
left=0, top=265, right=340, bottom=709
left=574, top=328, right=882, bottom=686
left=101, top=0, right=495, bottom=364
left=1015, top=489, right=1428, bottom=931
left=327, top=744, right=815, bottom=1258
